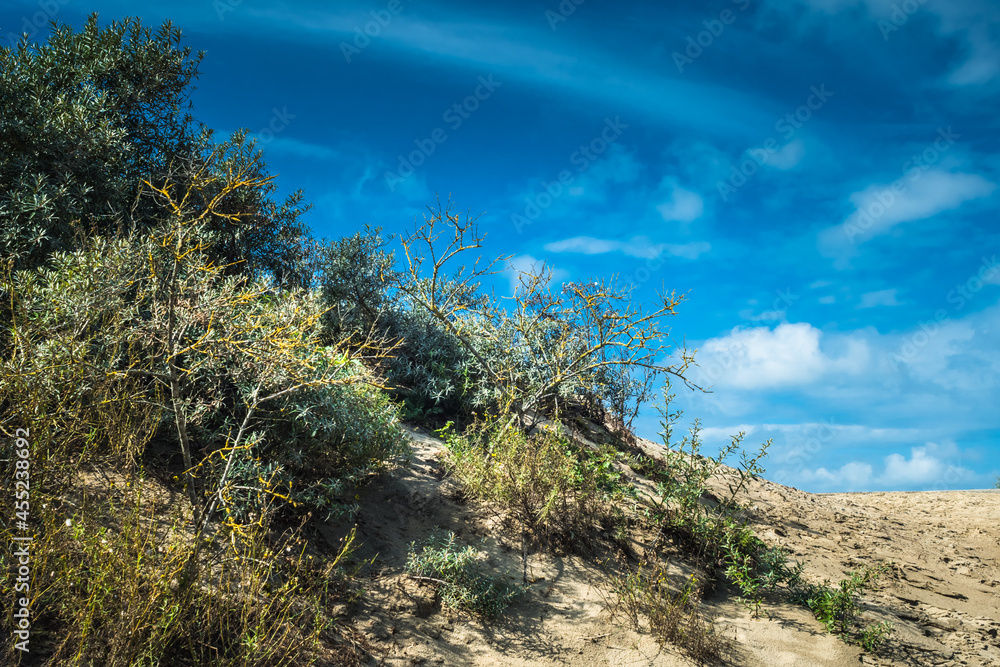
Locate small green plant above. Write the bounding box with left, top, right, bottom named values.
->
left=993, top=475, right=1000, bottom=489
left=857, top=620, right=895, bottom=652
left=792, top=562, right=894, bottom=650
left=405, top=532, right=524, bottom=619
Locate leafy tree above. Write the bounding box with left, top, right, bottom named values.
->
left=0, top=14, right=310, bottom=287
left=0, top=14, right=201, bottom=268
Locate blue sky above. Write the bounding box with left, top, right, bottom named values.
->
left=4, top=0, right=999, bottom=491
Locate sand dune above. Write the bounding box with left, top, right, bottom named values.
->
left=328, top=426, right=1000, bottom=666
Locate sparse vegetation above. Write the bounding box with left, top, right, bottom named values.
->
left=404, top=532, right=525, bottom=619
left=791, top=562, right=895, bottom=650
left=604, top=564, right=725, bottom=663
left=439, top=420, right=636, bottom=550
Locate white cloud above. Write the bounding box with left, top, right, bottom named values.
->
left=767, top=0, right=1000, bottom=88
left=819, top=170, right=996, bottom=264
left=818, top=295, right=836, bottom=304
left=793, top=442, right=980, bottom=491
left=655, top=179, right=704, bottom=223
left=858, top=288, right=900, bottom=308
left=543, top=236, right=710, bottom=260
left=696, top=322, right=869, bottom=389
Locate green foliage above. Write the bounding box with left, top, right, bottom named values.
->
left=856, top=620, right=895, bottom=652
left=1, top=166, right=407, bottom=527
left=0, top=15, right=310, bottom=287
left=382, top=304, right=485, bottom=422
left=440, top=421, right=636, bottom=547
left=638, top=385, right=802, bottom=610
left=791, top=562, right=894, bottom=649
left=313, top=226, right=397, bottom=343
left=0, top=14, right=201, bottom=271
left=405, top=532, right=525, bottom=619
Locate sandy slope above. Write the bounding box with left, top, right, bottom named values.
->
left=322, top=426, right=1000, bottom=667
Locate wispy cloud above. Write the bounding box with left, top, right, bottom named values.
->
left=858, top=288, right=900, bottom=308
left=240, top=6, right=778, bottom=137
left=543, top=236, right=710, bottom=260
left=819, top=170, right=996, bottom=265
left=258, top=136, right=340, bottom=161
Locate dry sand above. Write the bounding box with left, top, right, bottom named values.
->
left=319, top=426, right=1000, bottom=667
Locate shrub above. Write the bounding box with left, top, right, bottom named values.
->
left=0, top=470, right=360, bottom=666
left=440, top=421, right=636, bottom=549
left=314, top=226, right=398, bottom=345
left=0, top=16, right=310, bottom=285
left=380, top=304, right=484, bottom=423
left=393, top=198, right=699, bottom=432
left=1, top=162, right=407, bottom=535
left=405, top=532, right=524, bottom=619
left=791, top=562, right=895, bottom=650
left=0, top=14, right=202, bottom=272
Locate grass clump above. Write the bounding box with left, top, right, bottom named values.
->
left=439, top=420, right=637, bottom=549
left=0, top=469, right=366, bottom=666
left=405, top=532, right=525, bottom=619
left=604, top=563, right=725, bottom=663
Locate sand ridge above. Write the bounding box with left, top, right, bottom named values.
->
left=323, top=426, right=1000, bottom=666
